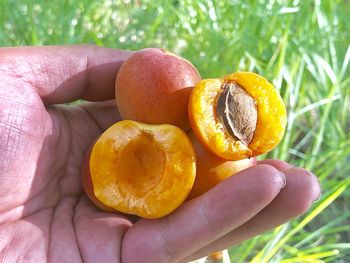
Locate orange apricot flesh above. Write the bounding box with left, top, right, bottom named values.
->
left=81, top=146, right=117, bottom=213
left=188, top=72, right=286, bottom=160
left=187, top=131, right=256, bottom=200
left=86, top=120, right=196, bottom=219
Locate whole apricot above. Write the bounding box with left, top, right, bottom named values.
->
left=82, top=120, right=196, bottom=219
left=188, top=72, right=286, bottom=160
left=187, top=131, right=256, bottom=199
left=116, top=48, right=201, bottom=131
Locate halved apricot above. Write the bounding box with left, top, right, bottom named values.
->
left=84, top=120, right=196, bottom=219
left=188, top=72, right=286, bottom=160
left=187, top=131, right=256, bottom=199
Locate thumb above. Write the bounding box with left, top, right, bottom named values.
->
left=0, top=45, right=133, bottom=104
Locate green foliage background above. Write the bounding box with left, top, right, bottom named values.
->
left=1, top=0, right=350, bottom=262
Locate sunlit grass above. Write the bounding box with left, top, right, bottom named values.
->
left=1, top=0, right=349, bottom=262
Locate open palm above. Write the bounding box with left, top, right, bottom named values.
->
left=0, top=46, right=321, bottom=263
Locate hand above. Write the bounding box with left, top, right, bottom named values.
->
left=0, top=46, right=321, bottom=263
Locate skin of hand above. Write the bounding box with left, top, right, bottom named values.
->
left=0, top=45, right=321, bottom=263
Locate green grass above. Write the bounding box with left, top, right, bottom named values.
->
left=1, top=0, right=349, bottom=262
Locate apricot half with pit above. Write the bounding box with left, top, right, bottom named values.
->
left=188, top=72, right=287, bottom=160
left=187, top=131, right=256, bottom=199
left=82, top=120, right=196, bottom=219
left=115, top=48, right=201, bottom=131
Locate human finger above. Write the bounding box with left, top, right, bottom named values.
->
left=0, top=45, right=132, bottom=104
left=185, top=167, right=321, bottom=261
left=121, top=164, right=285, bottom=263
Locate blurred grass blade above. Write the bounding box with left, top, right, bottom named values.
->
left=340, top=45, right=350, bottom=81
left=279, top=250, right=340, bottom=263
left=222, top=249, right=231, bottom=263
left=294, top=211, right=350, bottom=249
left=313, top=53, right=337, bottom=84
left=253, top=178, right=350, bottom=262
left=295, top=94, right=341, bottom=117
left=251, top=224, right=290, bottom=263
left=278, top=7, right=300, bottom=14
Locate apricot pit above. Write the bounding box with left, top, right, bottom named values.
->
left=189, top=72, right=287, bottom=160
left=216, top=82, right=257, bottom=145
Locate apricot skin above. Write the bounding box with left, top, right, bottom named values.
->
left=116, top=48, right=201, bottom=131
left=187, top=131, right=256, bottom=200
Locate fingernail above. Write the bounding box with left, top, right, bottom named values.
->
left=313, top=177, right=323, bottom=202
left=278, top=171, right=287, bottom=188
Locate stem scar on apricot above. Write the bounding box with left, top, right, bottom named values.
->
left=216, top=82, right=257, bottom=146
